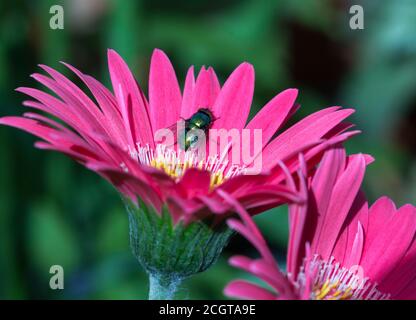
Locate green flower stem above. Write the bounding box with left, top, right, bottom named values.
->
left=148, top=273, right=183, bottom=300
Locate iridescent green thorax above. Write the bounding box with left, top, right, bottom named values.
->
left=180, top=108, right=214, bottom=150
left=188, top=108, right=213, bottom=131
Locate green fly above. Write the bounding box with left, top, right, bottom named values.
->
left=179, top=108, right=215, bottom=150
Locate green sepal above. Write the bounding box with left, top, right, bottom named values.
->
left=124, top=198, right=234, bottom=298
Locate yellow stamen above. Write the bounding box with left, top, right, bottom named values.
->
left=130, top=144, right=236, bottom=188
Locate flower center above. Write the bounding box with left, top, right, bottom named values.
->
left=128, top=143, right=246, bottom=188
left=294, top=256, right=391, bottom=300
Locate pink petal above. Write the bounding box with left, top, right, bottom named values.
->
left=226, top=218, right=274, bottom=264
left=261, top=108, right=354, bottom=171
left=229, top=255, right=254, bottom=271
left=17, top=89, right=85, bottom=135
left=37, top=65, right=106, bottom=126
left=314, top=154, right=366, bottom=259
left=61, top=62, right=127, bottom=147
left=0, top=116, right=77, bottom=146
left=246, top=88, right=298, bottom=149
left=148, top=49, right=182, bottom=132
left=308, top=148, right=347, bottom=257
left=27, top=73, right=124, bottom=163
left=224, top=280, right=277, bottom=300
left=96, top=167, right=163, bottom=212
left=287, top=174, right=308, bottom=275
left=362, top=196, right=396, bottom=254
left=333, top=191, right=369, bottom=266
left=311, top=147, right=346, bottom=232
left=360, top=203, right=416, bottom=283
left=266, top=130, right=360, bottom=188
left=211, top=62, right=254, bottom=130
left=30, top=73, right=106, bottom=136
left=180, top=66, right=195, bottom=119
left=378, top=212, right=416, bottom=296
left=250, top=260, right=296, bottom=298
left=23, top=112, right=71, bottom=133
left=34, top=141, right=101, bottom=164
left=107, top=49, right=154, bottom=147
left=192, top=66, right=221, bottom=111
left=394, top=278, right=416, bottom=300
left=227, top=184, right=302, bottom=204
left=197, top=194, right=230, bottom=214
left=165, top=196, right=210, bottom=224
left=344, top=221, right=364, bottom=268
left=177, top=168, right=211, bottom=198
left=0, top=116, right=102, bottom=164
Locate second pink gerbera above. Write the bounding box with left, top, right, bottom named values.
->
left=224, top=148, right=416, bottom=300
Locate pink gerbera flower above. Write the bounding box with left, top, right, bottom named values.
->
left=0, top=49, right=356, bottom=223
left=224, top=148, right=416, bottom=300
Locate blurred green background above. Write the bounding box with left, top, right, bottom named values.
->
left=0, top=0, right=415, bottom=299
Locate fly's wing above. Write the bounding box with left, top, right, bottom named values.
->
left=156, top=123, right=177, bottom=148
left=157, top=121, right=188, bottom=148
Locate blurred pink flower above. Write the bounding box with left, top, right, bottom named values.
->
left=223, top=148, right=416, bottom=300
left=1, top=49, right=356, bottom=224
